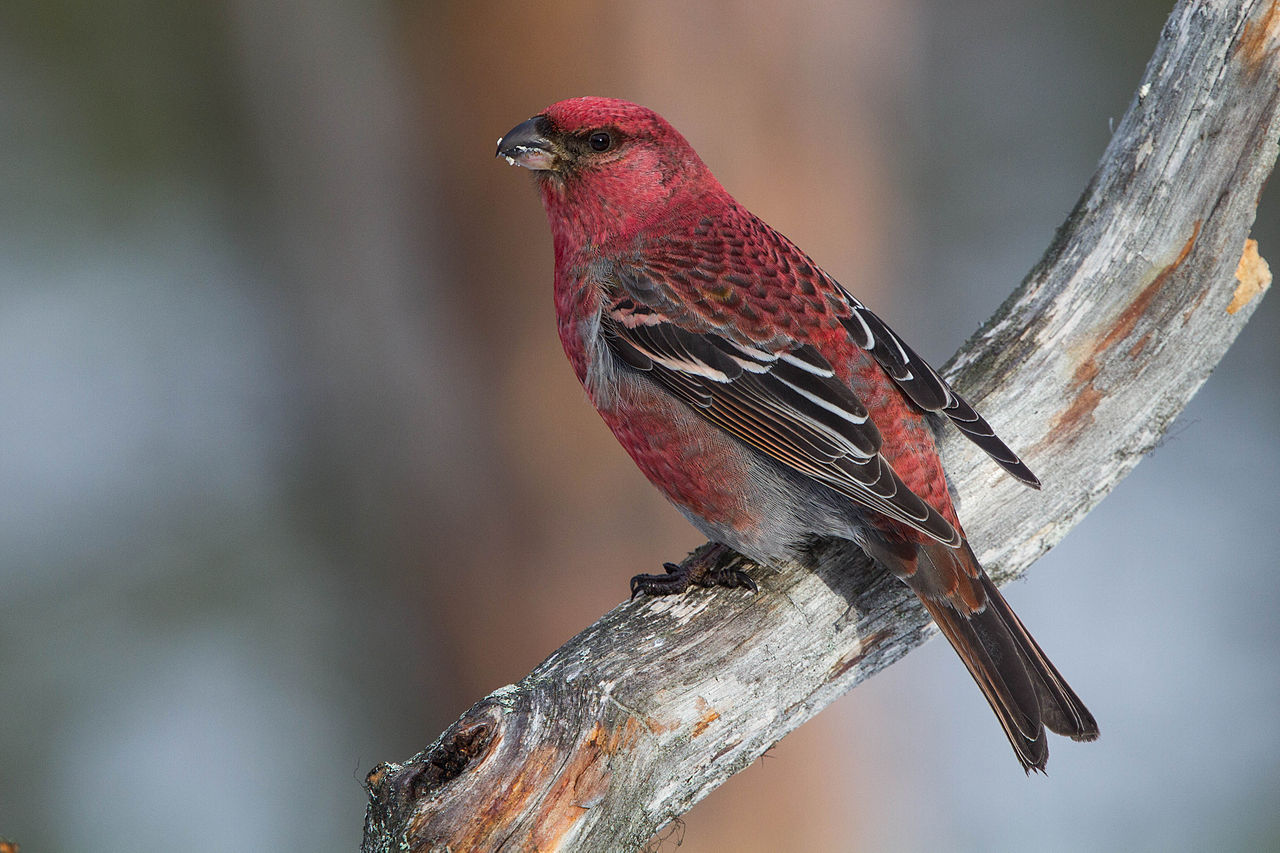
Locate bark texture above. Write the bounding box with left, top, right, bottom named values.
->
left=364, top=1, right=1280, bottom=849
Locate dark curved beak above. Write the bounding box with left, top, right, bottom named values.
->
left=496, top=116, right=558, bottom=171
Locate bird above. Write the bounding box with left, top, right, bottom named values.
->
left=496, top=96, right=1097, bottom=771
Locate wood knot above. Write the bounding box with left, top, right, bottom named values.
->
left=366, top=717, right=497, bottom=814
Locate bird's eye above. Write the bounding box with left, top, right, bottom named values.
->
left=588, top=131, right=613, bottom=152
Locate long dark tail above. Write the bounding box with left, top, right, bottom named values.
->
left=868, top=538, right=1099, bottom=772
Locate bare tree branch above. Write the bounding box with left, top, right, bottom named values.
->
left=363, top=1, right=1279, bottom=850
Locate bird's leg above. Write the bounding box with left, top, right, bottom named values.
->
left=629, top=543, right=758, bottom=598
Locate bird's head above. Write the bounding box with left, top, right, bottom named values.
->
left=497, top=97, right=724, bottom=252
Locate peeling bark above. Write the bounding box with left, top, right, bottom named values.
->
left=364, top=1, right=1280, bottom=850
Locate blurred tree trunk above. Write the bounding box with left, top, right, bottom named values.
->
left=222, top=0, right=504, bottom=721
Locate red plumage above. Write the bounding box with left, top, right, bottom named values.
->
left=498, top=96, right=1097, bottom=771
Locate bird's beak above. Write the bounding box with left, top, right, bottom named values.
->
left=496, top=116, right=558, bottom=171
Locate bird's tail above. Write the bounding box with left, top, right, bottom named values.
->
left=867, top=537, right=1099, bottom=771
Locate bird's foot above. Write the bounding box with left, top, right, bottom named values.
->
left=629, top=544, right=757, bottom=599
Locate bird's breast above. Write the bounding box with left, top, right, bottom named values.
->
left=553, top=266, right=619, bottom=407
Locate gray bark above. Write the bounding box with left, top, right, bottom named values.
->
left=363, top=1, right=1279, bottom=849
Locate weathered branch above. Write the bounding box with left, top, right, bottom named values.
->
left=364, top=1, right=1279, bottom=849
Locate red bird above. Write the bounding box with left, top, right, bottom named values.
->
left=497, top=97, right=1097, bottom=771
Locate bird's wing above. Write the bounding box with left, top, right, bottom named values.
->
left=602, top=281, right=962, bottom=547
left=834, top=286, right=1040, bottom=488
left=611, top=211, right=1039, bottom=489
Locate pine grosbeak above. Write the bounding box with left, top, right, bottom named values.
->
left=497, top=97, right=1097, bottom=771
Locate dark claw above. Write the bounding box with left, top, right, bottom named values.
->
left=629, top=550, right=757, bottom=599
left=630, top=570, right=690, bottom=599
left=704, top=568, right=758, bottom=592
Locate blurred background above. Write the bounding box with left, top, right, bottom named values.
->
left=2, top=1, right=1277, bottom=850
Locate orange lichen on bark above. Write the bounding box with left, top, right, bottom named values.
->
left=523, top=722, right=625, bottom=849
left=421, top=717, right=643, bottom=852
left=1228, top=238, right=1271, bottom=313
left=826, top=628, right=891, bottom=681
left=1050, top=386, right=1105, bottom=439
left=396, top=710, right=644, bottom=851
left=1127, top=330, right=1154, bottom=359
left=1236, top=0, right=1280, bottom=79
left=1052, top=223, right=1201, bottom=438
left=1096, top=221, right=1200, bottom=358
left=691, top=697, right=721, bottom=738
left=409, top=738, right=557, bottom=846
